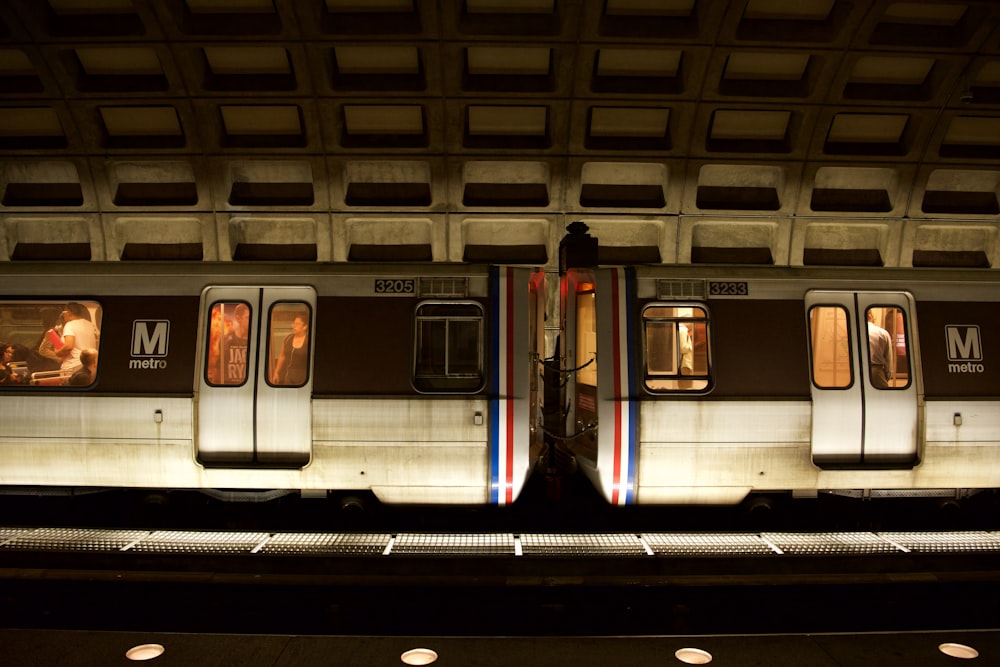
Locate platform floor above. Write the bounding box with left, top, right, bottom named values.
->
left=2, top=627, right=999, bottom=666
left=3, top=526, right=1000, bottom=665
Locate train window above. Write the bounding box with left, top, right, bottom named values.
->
left=206, top=301, right=250, bottom=386
left=413, top=302, right=484, bottom=392
left=0, top=301, right=102, bottom=388
left=576, top=288, right=597, bottom=386
left=809, top=305, right=852, bottom=389
left=266, top=302, right=312, bottom=387
left=643, top=305, right=710, bottom=392
left=865, top=305, right=910, bottom=389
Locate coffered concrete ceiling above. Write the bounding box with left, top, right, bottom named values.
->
left=0, top=0, right=998, bottom=267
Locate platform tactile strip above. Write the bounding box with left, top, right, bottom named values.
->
left=519, top=533, right=647, bottom=557
left=259, top=533, right=391, bottom=556
left=762, top=532, right=902, bottom=555
left=129, top=531, right=269, bottom=554
left=390, top=533, right=516, bottom=556
left=643, top=532, right=775, bottom=556
left=879, top=531, right=1000, bottom=553
left=0, top=527, right=38, bottom=547
left=0, top=527, right=149, bottom=552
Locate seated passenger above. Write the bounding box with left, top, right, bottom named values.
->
left=67, top=348, right=98, bottom=386
left=1, top=342, right=27, bottom=385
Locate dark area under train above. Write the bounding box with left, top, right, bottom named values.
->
left=2, top=470, right=998, bottom=534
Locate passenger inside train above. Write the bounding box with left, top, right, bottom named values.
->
left=644, top=306, right=710, bottom=392
left=0, top=342, right=27, bottom=385
left=67, top=348, right=98, bottom=387
left=867, top=309, right=894, bottom=389
left=270, top=307, right=310, bottom=386
left=0, top=301, right=103, bottom=387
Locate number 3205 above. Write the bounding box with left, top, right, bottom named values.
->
left=374, top=278, right=415, bottom=294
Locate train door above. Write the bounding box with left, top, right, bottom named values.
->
left=806, top=291, right=918, bottom=467
left=560, top=266, right=637, bottom=505
left=197, top=286, right=315, bottom=467
left=562, top=268, right=598, bottom=464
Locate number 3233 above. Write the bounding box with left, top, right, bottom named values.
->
left=708, top=281, right=749, bottom=296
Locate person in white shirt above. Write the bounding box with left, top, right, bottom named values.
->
left=867, top=310, right=893, bottom=389
left=58, top=303, right=98, bottom=373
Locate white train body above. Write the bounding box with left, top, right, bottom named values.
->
left=0, top=264, right=546, bottom=505
left=560, top=265, right=1000, bottom=505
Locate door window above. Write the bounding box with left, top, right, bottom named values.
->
left=809, top=305, right=852, bottom=389
left=267, top=303, right=312, bottom=387
left=575, top=288, right=597, bottom=386
left=864, top=305, right=910, bottom=389
left=205, top=301, right=250, bottom=387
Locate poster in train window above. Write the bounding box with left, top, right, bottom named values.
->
left=413, top=302, right=484, bottom=392
left=267, top=302, right=312, bottom=387
left=643, top=305, right=710, bottom=392
left=206, top=301, right=250, bottom=387
left=809, top=305, right=852, bottom=389
left=0, top=301, right=102, bottom=388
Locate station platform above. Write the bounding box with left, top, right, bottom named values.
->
left=2, top=527, right=1000, bottom=661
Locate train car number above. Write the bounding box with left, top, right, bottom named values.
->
left=708, top=281, right=749, bottom=296
left=374, top=278, right=416, bottom=295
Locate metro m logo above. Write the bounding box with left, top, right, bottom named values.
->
left=132, top=320, right=170, bottom=357
left=946, top=325, right=982, bottom=362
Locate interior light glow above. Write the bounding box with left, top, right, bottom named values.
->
left=400, top=648, right=438, bottom=665
left=939, top=643, right=979, bottom=659
left=125, top=644, right=165, bottom=661
left=675, top=647, right=713, bottom=664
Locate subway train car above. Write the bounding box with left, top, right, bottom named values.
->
left=560, top=261, right=1000, bottom=507
left=0, top=263, right=546, bottom=506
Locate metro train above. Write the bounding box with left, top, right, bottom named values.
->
left=0, top=263, right=546, bottom=506
left=557, top=226, right=1000, bottom=507
left=1, top=227, right=999, bottom=512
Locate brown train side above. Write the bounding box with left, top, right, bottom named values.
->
left=629, top=295, right=999, bottom=400
left=69, top=294, right=493, bottom=397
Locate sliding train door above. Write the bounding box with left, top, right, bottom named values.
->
left=197, top=286, right=315, bottom=467
left=806, top=291, right=919, bottom=467
left=560, top=266, right=637, bottom=505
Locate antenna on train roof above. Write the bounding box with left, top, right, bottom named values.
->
left=559, top=221, right=598, bottom=274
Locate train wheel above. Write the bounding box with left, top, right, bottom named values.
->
left=338, top=493, right=371, bottom=514
left=137, top=491, right=173, bottom=527
left=740, top=494, right=785, bottom=529
left=933, top=497, right=965, bottom=527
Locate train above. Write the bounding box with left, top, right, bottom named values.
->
left=556, top=225, right=1000, bottom=508
left=0, top=224, right=998, bottom=511
left=0, top=263, right=546, bottom=506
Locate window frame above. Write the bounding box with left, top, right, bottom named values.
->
left=412, top=300, right=485, bottom=394
left=808, top=304, right=854, bottom=390
left=641, top=302, right=713, bottom=394
left=0, top=300, right=102, bottom=389
left=864, top=304, right=912, bottom=391
left=204, top=300, right=252, bottom=388
left=264, top=300, right=313, bottom=389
